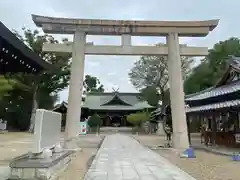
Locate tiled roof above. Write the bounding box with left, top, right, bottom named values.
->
left=185, top=56, right=240, bottom=101
left=53, top=93, right=153, bottom=111
left=184, top=87, right=214, bottom=99
left=0, top=21, right=51, bottom=74
left=186, top=99, right=240, bottom=113
left=82, top=92, right=153, bottom=110
left=151, top=99, right=240, bottom=114
left=230, top=56, right=240, bottom=72
left=87, top=105, right=151, bottom=111
left=185, top=80, right=240, bottom=101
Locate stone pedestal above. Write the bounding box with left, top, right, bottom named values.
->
left=63, top=138, right=82, bottom=152
left=156, top=121, right=165, bottom=136
left=167, top=32, right=189, bottom=149
left=9, top=151, right=74, bottom=180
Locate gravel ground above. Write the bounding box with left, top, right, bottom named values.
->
left=56, top=148, right=98, bottom=180
left=0, top=133, right=32, bottom=165
left=0, top=132, right=104, bottom=180
left=57, top=135, right=104, bottom=180
left=134, top=135, right=240, bottom=180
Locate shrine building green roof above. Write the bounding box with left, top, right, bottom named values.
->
left=82, top=92, right=154, bottom=111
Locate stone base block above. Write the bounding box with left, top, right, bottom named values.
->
left=9, top=150, right=74, bottom=180
left=156, top=121, right=165, bottom=136
left=0, top=130, right=8, bottom=134
left=63, top=138, right=82, bottom=152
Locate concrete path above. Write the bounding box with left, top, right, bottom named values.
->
left=84, top=134, right=196, bottom=180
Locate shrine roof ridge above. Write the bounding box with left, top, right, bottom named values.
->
left=32, top=15, right=218, bottom=30
left=86, top=92, right=141, bottom=96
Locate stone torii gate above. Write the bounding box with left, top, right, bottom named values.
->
left=32, top=15, right=218, bottom=149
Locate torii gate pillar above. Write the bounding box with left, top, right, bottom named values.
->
left=65, top=32, right=86, bottom=140
left=167, top=32, right=189, bottom=148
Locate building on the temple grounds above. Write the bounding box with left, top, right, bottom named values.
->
left=54, top=92, right=154, bottom=129
left=186, top=56, right=240, bottom=148
left=151, top=56, right=240, bottom=148
left=0, top=21, right=50, bottom=74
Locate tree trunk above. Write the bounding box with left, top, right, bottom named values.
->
left=29, top=86, right=38, bottom=133
left=96, top=125, right=99, bottom=136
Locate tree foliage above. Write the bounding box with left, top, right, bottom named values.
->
left=126, top=112, right=150, bottom=127
left=87, top=113, right=102, bottom=133
left=184, top=38, right=240, bottom=94
left=129, top=46, right=193, bottom=106
left=0, top=76, right=16, bottom=99
left=0, top=28, right=71, bottom=131
left=83, top=75, right=104, bottom=94
left=88, top=113, right=102, bottom=127
left=140, top=86, right=160, bottom=107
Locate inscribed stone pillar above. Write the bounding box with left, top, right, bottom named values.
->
left=166, top=32, right=189, bottom=149
left=65, top=31, right=86, bottom=140
left=156, top=121, right=165, bottom=136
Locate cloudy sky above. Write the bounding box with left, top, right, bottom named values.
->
left=1, top=0, right=240, bottom=102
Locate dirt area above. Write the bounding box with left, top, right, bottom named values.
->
left=57, top=135, right=104, bottom=180
left=0, top=132, right=31, bottom=143
left=0, top=132, right=104, bottom=180
left=56, top=148, right=98, bottom=180
left=134, top=135, right=240, bottom=180
left=0, top=132, right=32, bottom=165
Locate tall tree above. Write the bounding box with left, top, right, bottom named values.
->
left=129, top=51, right=193, bottom=106
left=0, top=76, right=15, bottom=100
left=140, top=86, right=160, bottom=107
left=184, top=37, right=240, bottom=94
left=83, top=75, right=104, bottom=93
left=13, top=28, right=71, bottom=132
left=184, top=61, right=213, bottom=94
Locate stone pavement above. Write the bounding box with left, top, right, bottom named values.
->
left=84, top=134, right=196, bottom=180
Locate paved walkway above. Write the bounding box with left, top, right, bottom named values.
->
left=84, top=134, right=196, bottom=180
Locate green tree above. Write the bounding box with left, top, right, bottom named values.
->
left=140, top=86, right=160, bottom=107
left=83, top=75, right=104, bottom=94
left=129, top=47, right=193, bottom=106
left=126, top=112, right=150, bottom=133
left=184, top=61, right=213, bottom=94
left=184, top=37, right=240, bottom=94
left=87, top=113, right=102, bottom=133
left=0, top=76, right=15, bottom=99
left=13, top=28, right=71, bottom=132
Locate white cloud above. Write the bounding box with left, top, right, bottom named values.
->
left=107, top=72, right=116, bottom=76
left=87, top=61, right=100, bottom=67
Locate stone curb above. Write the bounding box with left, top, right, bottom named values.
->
left=148, top=144, right=235, bottom=157
left=131, top=135, right=237, bottom=157
left=192, top=145, right=234, bottom=157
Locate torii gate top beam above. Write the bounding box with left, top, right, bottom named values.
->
left=32, top=15, right=219, bottom=37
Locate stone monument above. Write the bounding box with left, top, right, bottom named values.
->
left=32, top=14, right=219, bottom=150
left=9, top=109, right=74, bottom=180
